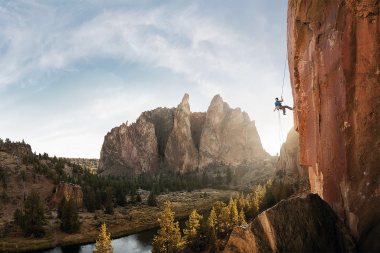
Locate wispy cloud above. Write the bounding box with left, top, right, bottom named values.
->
left=0, top=0, right=293, bottom=157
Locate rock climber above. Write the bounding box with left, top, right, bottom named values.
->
left=274, top=97, right=293, bottom=115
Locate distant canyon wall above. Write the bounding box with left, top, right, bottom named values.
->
left=98, top=94, right=269, bottom=176
left=288, top=0, right=380, bottom=250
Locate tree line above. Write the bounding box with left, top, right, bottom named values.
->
left=152, top=178, right=294, bottom=252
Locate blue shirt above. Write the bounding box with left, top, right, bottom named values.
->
left=275, top=101, right=282, bottom=107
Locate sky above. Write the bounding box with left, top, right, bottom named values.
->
left=0, top=0, right=294, bottom=158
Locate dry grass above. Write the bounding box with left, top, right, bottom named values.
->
left=0, top=189, right=236, bottom=252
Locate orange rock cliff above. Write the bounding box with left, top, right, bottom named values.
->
left=288, top=0, right=380, bottom=250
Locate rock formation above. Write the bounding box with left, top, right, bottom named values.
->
left=99, top=94, right=269, bottom=175
left=98, top=116, right=159, bottom=176
left=224, top=194, right=355, bottom=253
left=0, top=140, right=32, bottom=158
left=51, top=182, right=84, bottom=209
left=276, top=128, right=306, bottom=179
left=199, top=95, right=268, bottom=168
left=288, top=0, right=380, bottom=250
left=165, top=94, right=199, bottom=171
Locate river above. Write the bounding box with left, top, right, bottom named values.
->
left=40, top=228, right=157, bottom=253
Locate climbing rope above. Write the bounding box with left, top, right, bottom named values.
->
left=277, top=50, right=289, bottom=173
left=281, top=51, right=287, bottom=97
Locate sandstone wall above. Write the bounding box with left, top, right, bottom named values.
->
left=288, top=0, right=380, bottom=249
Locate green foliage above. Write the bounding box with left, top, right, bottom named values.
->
left=94, top=223, right=113, bottom=253
left=13, top=208, right=24, bottom=227
left=148, top=191, right=158, bottom=207
left=104, top=188, right=114, bottom=215
left=22, top=190, right=46, bottom=237
left=183, top=210, right=203, bottom=251
left=135, top=193, right=142, bottom=203
left=59, top=198, right=80, bottom=233
left=153, top=201, right=184, bottom=253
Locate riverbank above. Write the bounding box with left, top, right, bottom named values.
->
left=0, top=189, right=236, bottom=252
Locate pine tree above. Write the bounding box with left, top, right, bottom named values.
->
left=217, top=206, right=231, bottom=238
left=57, top=197, right=67, bottom=219
left=206, top=207, right=218, bottom=248
left=148, top=191, right=158, bottom=206
left=60, top=198, right=80, bottom=233
left=238, top=209, right=247, bottom=225
left=94, top=223, right=113, bottom=253
left=183, top=209, right=202, bottom=251
left=13, top=208, right=24, bottom=228
left=251, top=185, right=266, bottom=216
left=23, top=190, right=46, bottom=237
left=152, top=201, right=184, bottom=253
left=104, top=188, right=114, bottom=214
left=229, top=199, right=239, bottom=227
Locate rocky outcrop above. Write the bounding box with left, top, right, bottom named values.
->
left=99, top=94, right=269, bottom=175
left=142, top=107, right=175, bottom=159
left=0, top=140, right=32, bottom=158
left=276, top=128, right=306, bottom=179
left=165, top=94, right=199, bottom=171
left=199, top=95, right=269, bottom=168
left=288, top=0, right=380, bottom=250
left=51, top=182, right=83, bottom=209
left=224, top=194, right=355, bottom=253
left=99, top=116, right=159, bottom=176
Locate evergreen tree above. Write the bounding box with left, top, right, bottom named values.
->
left=60, top=198, right=80, bottom=233
left=23, top=190, right=46, bottom=237
left=238, top=209, right=247, bottom=226
left=226, top=168, right=232, bottom=184
left=152, top=201, right=184, bottom=253
left=104, top=188, right=114, bottom=214
left=206, top=207, right=218, bottom=249
left=251, top=185, right=266, bottom=216
left=57, top=197, right=67, bottom=219
left=229, top=198, right=239, bottom=227
left=85, top=190, right=96, bottom=212
left=13, top=208, right=24, bottom=227
left=136, top=193, right=142, bottom=203
left=183, top=209, right=203, bottom=251
left=217, top=206, right=231, bottom=238
left=94, top=223, right=113, bottom=253
left=148, top=191, right=158, bottom=206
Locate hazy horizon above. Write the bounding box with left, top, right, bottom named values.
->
left=0, top=0, right=293, bottom=158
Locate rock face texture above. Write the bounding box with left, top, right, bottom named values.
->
left=98, top=116, right=159, bottom=176
left=199, top=95, right=268, bottom=168
left=288, top=0, right=380, bottom=250
left=276, top=128, right=306, bottom=179
left=224, top=194, right=355, bottom=253
left=99, top=94, right=268, bottom=175
left=51, top=182, right=83, bottom=209
left=165, top=94, right=199, bottom=171
left=0, top=141, right=32, bottom=157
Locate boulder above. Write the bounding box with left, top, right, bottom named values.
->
left=224, top=194, right=355, bottom=253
